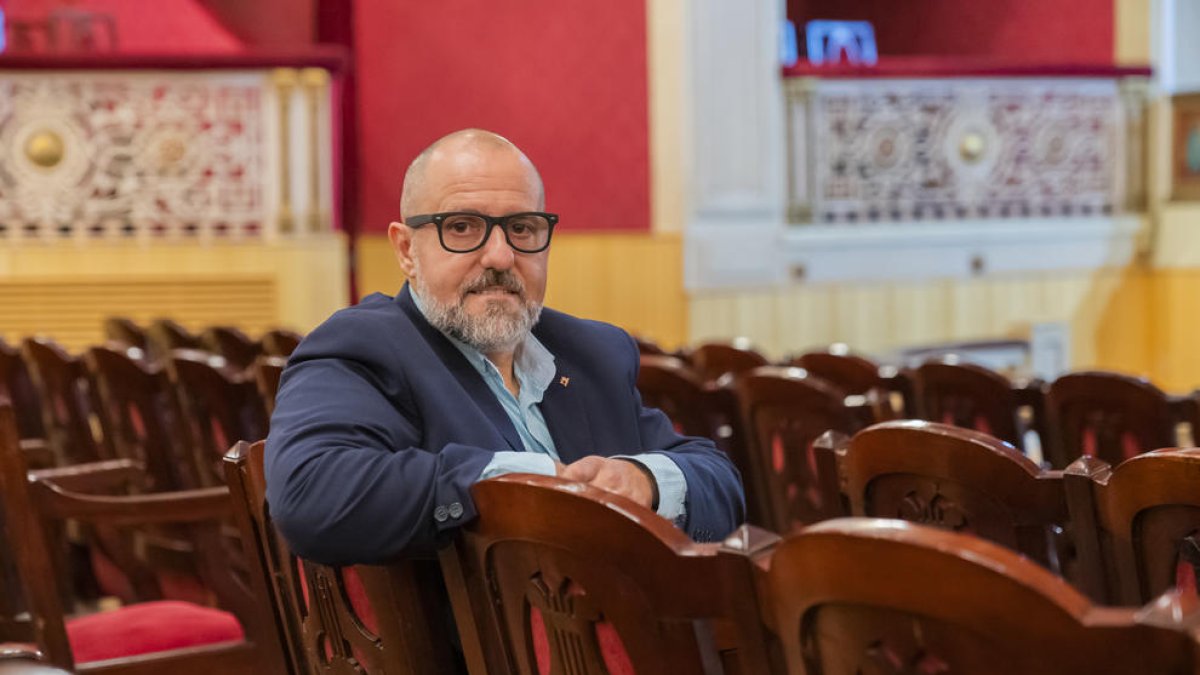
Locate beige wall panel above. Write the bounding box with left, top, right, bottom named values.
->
left=946, top=278, right=995, bottom=340
left=689, top=267, right=1155, bottom=373
left=1115, top=0, right=1152, bottom=65
left=774, top=285, right=837, bottom=353
left=0, top=236, right=347, bottom=352
left=889, top=282, right=953, bottom=349
left=1150, top=270, right=1200, bottom=391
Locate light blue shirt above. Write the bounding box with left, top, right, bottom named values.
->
left=411, top=291, right=687, bottom=523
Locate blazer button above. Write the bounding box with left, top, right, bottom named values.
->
left=448, top=502, right=464, bottom=519
left=433, top=505, right=449, bottom=523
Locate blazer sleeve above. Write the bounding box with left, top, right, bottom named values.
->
left=623, top=333, right=747, bottom=542
left=264, top=321, right=495, bottom=565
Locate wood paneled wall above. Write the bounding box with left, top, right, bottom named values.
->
left=0, top=236, right=347, bottom=352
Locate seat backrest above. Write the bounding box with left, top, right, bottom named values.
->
left=913, top=358, right=1025, bottom=447
left=170, top=352, right=268, bottom=488
left=442, top=474, right=776, bottom=675
left=838, top=420, right=1070, bottom=572
left=735, top=365, right=858, bottom=531
left=1047, top=371, right=1176, bottom=469
left=147, top=319, right=204, bottom=360
left=761, top=518, right=1200, bottom=675
left=21, top=338, right=105, bottom=464
left=1067, top=449, right=1200, bottom=606
left=636, top=355, right=713, bottom=437
left=0, top=339, right=45, bottom=440
left=259, top=330, right=301, bottom=359
left=85, top=345, right=194, bottom=491
left=689, top=340, right=769, bottom=381
left=222, top=440, right=456, bottom=674
left=791, top=347, right=882, bottom=395
left=253, top=356, right=286, bottom=417
left=101, top=317, right=149, bottom=353
left=0, top=404, right=278, bottom=672
left=201, top=327, right=262, bottom=373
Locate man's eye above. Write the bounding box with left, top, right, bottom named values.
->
left=509, top=223, right=529, bottom=235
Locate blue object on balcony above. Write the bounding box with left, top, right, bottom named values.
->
left=805, top=20, right=877, bottom=66
left=780, top=19, right=799, bottom=67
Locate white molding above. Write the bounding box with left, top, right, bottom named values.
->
left=781, top=216, right=1144, bottom=283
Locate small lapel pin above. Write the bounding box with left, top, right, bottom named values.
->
left=559, top=376, right=571, bottom=387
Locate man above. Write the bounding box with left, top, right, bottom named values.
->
left=266, top=129, right=744, bottom=565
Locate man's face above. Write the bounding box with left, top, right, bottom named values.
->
left=389, top=146, right=549, bottom=352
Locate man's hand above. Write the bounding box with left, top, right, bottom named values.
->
left=561, top=456, right=656, bottom=510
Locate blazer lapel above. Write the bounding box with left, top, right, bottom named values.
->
left=396, top=286, right=525, bottom=453
left=538, top=356, right=594, bottom=463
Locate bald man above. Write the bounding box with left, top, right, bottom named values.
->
left=266, top=130, right=744, bottom=564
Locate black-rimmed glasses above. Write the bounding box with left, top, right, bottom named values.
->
left=405, top=211, right=558, bottom=253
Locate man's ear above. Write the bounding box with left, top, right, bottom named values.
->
left=388, top=221, right=417, bottom=277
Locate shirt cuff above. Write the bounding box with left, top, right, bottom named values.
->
left=612, top=453, right=688, bottom=525
left=478, top=451, right=558, bottom=481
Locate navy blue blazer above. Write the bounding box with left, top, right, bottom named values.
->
left=265, top=285, right=745, bottom=565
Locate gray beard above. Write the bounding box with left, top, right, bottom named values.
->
left=412, top=267, right=542, bottom=354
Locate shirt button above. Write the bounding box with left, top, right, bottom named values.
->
left=448, top=502, right=464, bottom=519
left=433, top=505, right=449, bottom=523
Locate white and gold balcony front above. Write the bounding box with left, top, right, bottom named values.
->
left=0, top=51, right=348, bottom=350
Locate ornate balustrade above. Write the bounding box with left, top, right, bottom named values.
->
left=784, top=63, right=1152, bottom=225
left=0, top=51, right=350, bottom=348
left=0, top=50, right=345, bottom=241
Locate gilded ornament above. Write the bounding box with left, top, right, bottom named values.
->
left=958, top=131, right=986, bottom=163
left=24, top=130, right=65, bottom=168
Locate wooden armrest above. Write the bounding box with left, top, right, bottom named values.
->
left=29, top=481, right=231, bottom=525
left=18, top=439, right=55, bottom=470
left=29, top=458, right=146, bottom=493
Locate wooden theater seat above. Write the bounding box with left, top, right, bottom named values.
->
left=442, top=473, right=776, bottom=675
left=736, top=365, right=864, bottom=531
left=1046, top=371, right=1184, bottom=469
left=912, top=357, right=1047, bottom=453
left=223, top=440, right=458, bottom=674
left=833, top=420, right=1071, bottom=574
left=759, top=518, right=1200, bottom=675
left=689, top=340, right=769, bottom=382
left=1066, top=448, right=1200, bottom=606
left=0, top=405, right=284, bottom=673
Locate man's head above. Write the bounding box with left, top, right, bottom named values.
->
left=389, top=129, right=551, bottom=355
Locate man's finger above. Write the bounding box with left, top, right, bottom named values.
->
left=561, top=456, right=603, bottom=481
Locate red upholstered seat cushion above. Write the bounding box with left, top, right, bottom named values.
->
left=66, top=600, right=243, bottom=664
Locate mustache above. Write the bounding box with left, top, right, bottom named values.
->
left=461, top=269, right=525, bottom=297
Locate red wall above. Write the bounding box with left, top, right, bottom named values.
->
left=789, top=0, right=1114, bottom=64
left=5, top=0, right=243, bottom=53
left=353, top=1, right=650, bottom=233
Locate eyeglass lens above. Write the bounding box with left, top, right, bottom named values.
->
left=440, top=214, right=552, bottom=252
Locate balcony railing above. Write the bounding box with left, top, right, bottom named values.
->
left=784, top=62, right=1152, bottom=225
left=0, top=50, right=346, bottom=242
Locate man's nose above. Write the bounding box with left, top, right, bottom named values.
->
left=478, top=224, right=515, bottom=269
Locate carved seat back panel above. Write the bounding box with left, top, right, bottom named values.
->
left=737, top=366, right=859, bottom=531
left=86, top=346, right=192, bottom=490
left=1047, top=372, right=1175, bottom=469
left=636, top=355, right=711, bottom=438
left=839, top=421, right=1069, bottom=571
left=170, top=353, right=267, bottom=488
left=912, top=360, right=1026, bottom=448
left=689, top=342, right=769, bottom=382
left=444, top=475, right=775, bottom=675
left=223, top=441, right=455, bottom=675
left=762, top=519, right=1200, bottom=675
left=1068, top=449, right=1200, bottom=606
left=22, top=338, right=106, bottom=464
